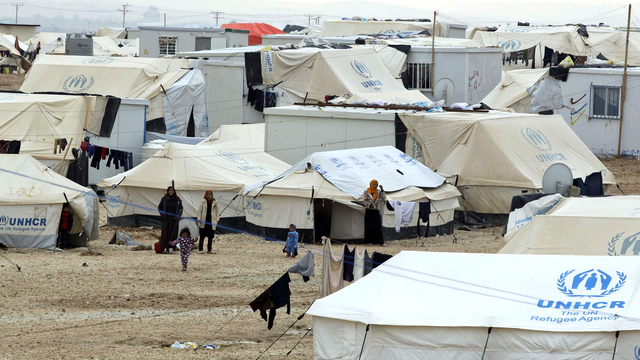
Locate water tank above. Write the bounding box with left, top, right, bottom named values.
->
left=141, top=140, right=168, bottom=163
left=65, top=33, right=93, bottom=56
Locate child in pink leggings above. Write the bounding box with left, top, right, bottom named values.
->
left=171, top=228, right=197, bottom=271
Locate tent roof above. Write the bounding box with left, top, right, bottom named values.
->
left=98, top=140, right=290, bottom=193
left=320, top=20, right=447, bottom=38
left=262, top=46, right=430, bottom=104
left=198, top=123, right=265, bottom=150
left=400, top=111, right=615, bottom=188
left=501, top=196, right=640, bottom=255
left=248, top=146, right=446, bottom=199
left=0, top=93, right=95, bottom=161
left=221, top=23, right=284, bottom=45
left=308, top=251, right=640, bottom=332
left=50, top=36, right=139, bottom=57
left=20, top=55, right=191, bottom=99
left=0, top=33, right=21, bottom=57
left=481, top=68, right=549, bottom=108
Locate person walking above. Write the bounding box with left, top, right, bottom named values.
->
left=197, top=190, right=220, bottom=254
left=363, top=179, right=387, bottom=247
left=158, top=186, right=183, bottom=254
left=171, top=228, right=197, bottom=271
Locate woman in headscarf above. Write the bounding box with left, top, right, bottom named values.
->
left=197, top=190, right=220, bottom=254
left=362, top=179, right=387, bottom=247
left=158, top=186, right=183, bottom=254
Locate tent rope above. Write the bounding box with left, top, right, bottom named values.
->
left=480, top=327, right=492, bottom=360
left=357, top=324, right=370, bottom=360
left=254, top=302, right=314, bottom=360
left=611, top=330, right=620, bottom=359
left=281, top=326, right=312, bottom=359
left=0, top=252, right=20, bottom=272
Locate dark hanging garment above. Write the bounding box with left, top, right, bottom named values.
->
left=244, top=52, right=263, bottom=87
left=549, top=66, right=570, bottom=82
left=254, top=90, right=265, bottom=111
left=585, top=172, right=604, bottom=197
left=418, top=202, right=431, bottom=237
left=372, top=252, right=393, bottom=269
left=99, top=97, right=121, bottom=137
left=7, top=140, right=20, bottom=154
left=247, top=86, right=258, bottom=105
left=343, top=245, right=355, bottom=282
left=363, top=250, right=373, bottom=276
left=266, top=273, right=291, bottom=330
left=250, top=290, right=274, bottom=322
left=577, top=25, right=589, bottom=37
left=364, top=208, right=384, bottom=245
left=543, top=47, right=554, bottom=68
left=66, top=148, right=89, bottom=187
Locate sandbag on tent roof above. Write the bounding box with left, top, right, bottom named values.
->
left=400, top=111, right=615, bottom=214
left=98, top=140, right=290, bottom=228
left=262, top=47, right=430, bottom=105
left=221, top=23, right=284, bottom=45
left=244, top=146, right=460, bottom=242
left=19, top=55, right=207, bottom=136
left=500, top=196, right=640, bottom=256
left=0, top=93, right=95, bottom=164
left=309, top=251, right=640, bottom=359
left=0, top=155, right=98, bottom=249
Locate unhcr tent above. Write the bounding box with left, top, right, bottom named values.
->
left=20, top=55, right=209, bottom=137
left=244, top=146, right=460, bottom=242
left=400, top=111, right=615, bottom=215
left=481, top=68, right=562, bottom=113
left=198, top=123, right=265, bottom=149
left=95, top=27, right=127, bottom=39
left=221, top=23, right=284, bottom=45
left=0, top=155, right=98, bottom=249
left=309, top=251, right=640, bottom=359
left=501, top=196, right=640, bottom=256
left=262, top=47, right=430, bottom=104
left=98, top=140, right=290, bottom=230
left=320, top=20, right=448, bottom=37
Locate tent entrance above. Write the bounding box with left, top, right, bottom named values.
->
left=186, top=107, right=195, bottom=137
left=313, top=199, right=332, bottom=243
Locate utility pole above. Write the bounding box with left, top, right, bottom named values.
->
left=11, top=3, right=23, bottom=24
left=617, top=3, right=632, bottom=158
left=304, top=14, right=313, bottom=27
left=315, top=15, right=322, bottom=26
left=211, top=10, right=224, bottom=26
left=118, top=3, right=131, bottom=28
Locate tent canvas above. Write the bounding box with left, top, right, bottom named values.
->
left=309, top=251, right=640, bottom=359
left=198, top=123, right=265, bottom=150
left=98, top=140, right=290, bottom=229
left=500, top=196, right=640, bottom=256
left=0, top=155, right=98, bottom=249
left=320, top=20, right=448, bottom=38
left=481, top=68, right=549, bottom=110
left=221, top=23, right=284, bottom=45
left=261, top=47, right=430, bottom=104
left=400, top=111, right=615, bottom=214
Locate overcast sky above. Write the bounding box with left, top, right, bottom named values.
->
left=6, top=0, right=638, bottom=30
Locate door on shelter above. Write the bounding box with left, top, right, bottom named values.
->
left=313, top=199, right=332, bottom=243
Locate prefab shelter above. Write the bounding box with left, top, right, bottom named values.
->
left=400, top=111, right=615, bottom=215
left=220, top=23, right=285, bottom=45
left=244, top=146, right=460, bottom=242
left=0, top=155, right=98, bottom=249
left=500, top=196, right=640, bottom=256
left=19, top=55, right=209, bottom=137
left=98, top=140, right=290, bottom=230
left=308, top=251, right=640, bottom=359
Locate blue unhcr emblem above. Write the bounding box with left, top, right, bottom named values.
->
left=557, top=269, right=626, bottom=298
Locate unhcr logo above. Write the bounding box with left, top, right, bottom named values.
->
left=521, top=127, right=552, bottom=151
left=607, top=231, right=640, bottom=256
left=536, top=269, right=627, bottom=310
left=350, top=59, right=372, bottom=79
left=82, top=58, right=114, bottom=64
left=215, top=150, right=249, bottom=165
left=635, top=346, right=640, bottom=360
left=62, top=74, right=95, bottom=93
left=0, top=215, right=7, bottom=225
left=498, top=40, right=522, bottom=51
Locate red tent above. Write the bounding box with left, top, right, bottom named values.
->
left=221, top=23, right=285, bottom=45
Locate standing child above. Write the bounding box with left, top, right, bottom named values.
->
left=286, top=224, right=298, bottom=258
left=171, top=228, right=197, bottom=271
left=58, top=203, right=73, bottom=249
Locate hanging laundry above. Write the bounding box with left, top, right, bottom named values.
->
left=288, top=251, right=315, bottom=282
left=418, top=202, right=431, bottom=237
left=86, top=144, right=95, bottom=158
left=80, top=141, right=88, bottom=151
left=247, top=86, right=259, bottom=105
left=66, top=148, right=89, bottom=186
left=100, top=147, right=109, bottom=160
left=388, top=200, right=416, bottom=232
left=343, top=245, right=355, bottom=282
left=372, top=252, right=393, bottom=270
left=106, top=150, right=120, bottom=169
left=321, top=239, right=345, bottom=298
left=127, top=152, right=133, bottom=170
left=363, top=250, right=373, bottom=276
left=353, top=247, right=366, bottom=281
left=267, top=273, right=291, bottom=329
left=60, top=138, right=68, bottom=151
left=250, top=290, right=274, bottom=323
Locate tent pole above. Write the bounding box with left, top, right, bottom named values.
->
left=617, top=4, right=631, bottom=158
left=357, top=324, right=370, bottom=360
left=431, top=11, right=436, bottom=93
left=611, top=330, right=620, bottom=359
left=480, top=327, right=492, bottom=359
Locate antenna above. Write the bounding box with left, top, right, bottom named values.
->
left=542, top=163, right=573, bottom=196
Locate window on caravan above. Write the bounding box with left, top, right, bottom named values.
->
left=159, top=36, right=177, bottom=56
left=591, top=85, right=621, bottom=119
left=406, top=62, right=432, bottom=90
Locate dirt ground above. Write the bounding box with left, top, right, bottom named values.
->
left=0, top=74, right=24, bottom=91
left=0, top=71, right=639, bottom=359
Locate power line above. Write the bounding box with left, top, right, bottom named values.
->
left=11, top=2, right=23, bottom=24
left=118, top=3, right=132, bottom=28
left=211, top=10, right=224, bottom=26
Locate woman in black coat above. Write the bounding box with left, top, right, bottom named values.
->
left=158, top=186, right=183, bottom=253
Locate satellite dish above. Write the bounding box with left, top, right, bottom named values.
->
left=542, top=163, right=573, bottom=196
left=433, top=78, right=455, bottom=103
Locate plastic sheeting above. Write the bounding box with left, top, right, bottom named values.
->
left=162, top=69, right=208, bottom=137
left=528, top=76, right=563, bottom=113
left=221, top=23, right=284, bottom=45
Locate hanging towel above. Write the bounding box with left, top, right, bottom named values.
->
left=388, top=200, right=416, bottom=232
left=372, top=252, right=393, bottom=269
left=363, top=249, right=373, bottom=276
left=353, top=247, right=366, bottom=281
left=288, top=251, right=315, bottom=282
left=343, top=245, right=355, bottom=282
left=321, top=239, right=345, bottom=297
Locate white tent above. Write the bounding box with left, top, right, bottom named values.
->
left=262, top=47, right=430, bottom=105
left=198, top=123, right=265, bottom=149
left=481, top=68, right=559, bottom=113
left=25, top=32, right=65, bottom=54
left=95, top=27, right=127, bottom=39
left=20, top=55, right=208, bottom=137
left=501, top=196, right=640, bottom=256
left=320, top=20, right=449, bottom=38
left=50, top=36, right=139, bottom=57
left=98, top=140, right=290, bottom=230
left=244, top=146, right=460, bottom=242
left=309, top=251, right=640, bottom=359
left=400, top=111, right=615, bottom=214
left=0, top=155, right=98, bottom=249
